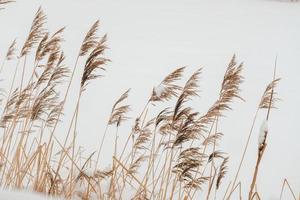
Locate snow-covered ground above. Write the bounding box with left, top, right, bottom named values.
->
left=0, top=190, right=61, bottom=200
left=0, top=0, right=300, bottom=199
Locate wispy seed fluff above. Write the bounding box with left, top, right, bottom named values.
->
left=258, top=119, right=268, bottom=146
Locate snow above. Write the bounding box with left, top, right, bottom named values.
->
left=0, top=190, right=62, bottom=200
left=153, top=84, right=165, bottom=98
left=258, top=119, right=268, bottom=146
left=0, top=0, right=299, bottom=199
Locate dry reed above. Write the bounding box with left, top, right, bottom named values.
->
left=0, top=4, right=296, bottom=200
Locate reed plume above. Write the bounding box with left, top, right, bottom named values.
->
left=216, top=157, right=228, bottom=190
left=47, top=52, right=69, bottom=87
left=6, top=39, right=17, bottom=61
left=248, top=75, right=280, bottom=200
left=30, top=86, right=58, bottom=121
left=108, top=89, right=131, bottom=127
left=173, top=147, right=210, bottom=191
left=173, top=68, right=202, bottom=124
left=79, top=20, right=100, bottom=57
left=0, top=0, right=14, bottom=9
left=259, top=78, right=280, bottom=109
left=81, top=34, right=109, bottom=91
left=20, top=7, right=46, bottom=57
left=35, top=27, right=65, bottom=63
left=150, top=67, right=185, bottom=102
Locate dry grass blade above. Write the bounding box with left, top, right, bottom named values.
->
left=259, top=78, right=281, bottom=109
left=20, top=7, right=47, bottom=57
left=79, top=20, right=100, bottom=56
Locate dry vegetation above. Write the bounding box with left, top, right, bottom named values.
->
left=0, top=3, right=298, bottom=200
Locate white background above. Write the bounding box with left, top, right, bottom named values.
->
left=0, top=0, right=299, bottom=199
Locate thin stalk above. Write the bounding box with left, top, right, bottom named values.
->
left=226, top=109, right=259, bottom=199
left=94, top=123, right=109, bottom=169
left=0, top=59, right=6, bottom=74
left=248, top=145, right=266, bottom=200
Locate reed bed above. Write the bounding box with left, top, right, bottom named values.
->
left=0, top=4, right=298, bottom=200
